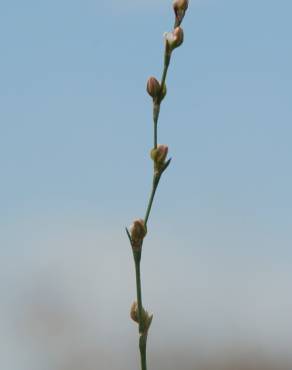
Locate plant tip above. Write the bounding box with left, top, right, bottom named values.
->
left=173, top=0, right=188, bottom=26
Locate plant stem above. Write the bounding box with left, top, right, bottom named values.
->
left=144, top=174, right=160, bottom=227
left=161, top=52, right=171, bottom=89
left=139, top=333, right=148, bottom=370
left=146, top=51, right=172, bottom=226
left=133, top=251, right=143, bottom=330
left=153, top=103, right=160, bottom=149
left=133, top=250, right=147, bottom=370
left=146, top=50, right=172, bottom=226
left=153, top=48, right=171, bottom=150
left=129, top=17, right=182, bottom=370
left=133, top=49, right=173, bottom=370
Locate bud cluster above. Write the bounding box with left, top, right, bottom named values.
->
left=146, top=1, right=188, bottom=101
left=130, top=219, right=147, bottom=250
left=130, top=301, right=153, bottom=334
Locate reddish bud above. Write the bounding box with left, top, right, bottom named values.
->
left=147, top=77, right=161, bottom=99
left=165, top=27, right=184, bottom=54
left=173, top=0, right=188, bottom=26
left=130, top=219, right=147, bottom=250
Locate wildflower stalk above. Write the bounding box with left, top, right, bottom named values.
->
left=126, top=2, right=189, bottom=370
left=133, top=249, right=147, bottom=370
left=153, top=103, right=160, bottom=149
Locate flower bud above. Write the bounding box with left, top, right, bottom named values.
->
left=164, top=27, right=184, bottom=54
left=150, top=144, right=168, bottom=172
left=173, top=0, right=188, bottom=26
left=130, top=301, right=153, bottom=333
left=173, top=0, right=188, bottom=11
left=130, top=219, right=147, bottom=250
left=146, top=77, right=167, bottom=102
left=147, top=77, right=161, bottom=99
left=130, top=301, right=139, bottom=323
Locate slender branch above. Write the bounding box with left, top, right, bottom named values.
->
left=161, top=51, right=171, bottom=89
left=146, top=50, right=173, bottom=225
left=144, top=174, right=160, bottom=227
left=153, top=103, right=160, bottom=149
left=139, top=333, right=148, bottom=370
left=133, top=251, right=147, bottom=370
left=133, top=251, right=143, bottom=331
left=153, top=46, right=171, bottom=150
left=126, top=3, right=189, bottom=370
left=133, top=44, right=174, bottom=370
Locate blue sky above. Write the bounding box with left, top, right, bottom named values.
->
left=1, top=1, right=292, bottom=369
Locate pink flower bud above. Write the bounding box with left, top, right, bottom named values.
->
left=147, top=77, right=167, bottom=103
left=164, top=27, right=184, bottom=54
left=147, top=77, right=161, bottom=99
left=173, top=0, right=188, bottom=26
left=173, top=0, right=188, bottom=10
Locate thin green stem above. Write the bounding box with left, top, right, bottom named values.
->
left=153, top=103, right=160, bottom=149
left=161, top=51, right=171, bottom=89
left=152, top=48, right=171, bottom=151
left=144, top=174, right=160, bottom=227
left=139, top=333, right=148, bottom=370
left=146, top=50, right=172, bottom=226
left=134, top=252, right=143, bottom=331
left=128, top=12, right=185, bottom=370
left=133, top=252, right=147, bottom=370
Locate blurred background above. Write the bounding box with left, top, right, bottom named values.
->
left=1, top=0, right=292, bottom=369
